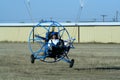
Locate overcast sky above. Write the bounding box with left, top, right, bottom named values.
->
left=0, top=0, right=120, bottom=23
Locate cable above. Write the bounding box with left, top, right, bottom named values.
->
left=24, top=0, right=34, bottom=23
left=75, top=0, right=84, bottom=22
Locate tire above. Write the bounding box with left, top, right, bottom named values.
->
left=31, top=54, right=35, bottom=63
left=69, top=59, right=74, bottom=68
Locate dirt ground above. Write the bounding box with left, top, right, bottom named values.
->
left=0, top=42, right=120, bottom=80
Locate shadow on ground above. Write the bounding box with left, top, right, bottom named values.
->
left=74, top=66, right=120, bottom=71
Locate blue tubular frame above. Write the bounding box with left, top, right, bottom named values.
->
left=28, top=20, right=73, bottom=63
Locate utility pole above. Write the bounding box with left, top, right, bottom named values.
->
left=101, top=15, right=107, bottom=22
left=116, top=11, right=119, bottom=22
left=50, top=17, right=53, bottom=21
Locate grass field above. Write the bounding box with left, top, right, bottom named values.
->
left=0, top=42, right=120, bottom=80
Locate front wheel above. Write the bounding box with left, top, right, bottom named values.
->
left=31, top=54, right=35, bottom=63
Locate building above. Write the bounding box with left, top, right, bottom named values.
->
left=0, top=22, right=120, bottom=43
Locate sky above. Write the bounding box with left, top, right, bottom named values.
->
left=0, top=0, right=120, bottom=23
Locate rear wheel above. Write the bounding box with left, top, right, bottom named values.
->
left=69, top=59, right=74, bottom=68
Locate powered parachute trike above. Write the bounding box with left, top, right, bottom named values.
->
left=28, top=20, right=75, bottom=68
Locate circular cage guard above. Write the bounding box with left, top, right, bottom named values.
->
left=28, top=20, right=71, bottom=63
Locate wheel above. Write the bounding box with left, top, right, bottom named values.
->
left=69, top=59, right=74, bottom=68
left=31, top=54, right=35, bottom=63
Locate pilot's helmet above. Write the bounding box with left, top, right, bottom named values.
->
left=51, top=32, right=58, bottom=38
left=51, top=32, right=58, bottom=36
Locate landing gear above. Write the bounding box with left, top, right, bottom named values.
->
left=31, top=54, right=35, bottom=63
left=69, top=59, right=74, bottom=68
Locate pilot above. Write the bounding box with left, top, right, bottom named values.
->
left=48, top=32, right=59, bottom=48
left=48, top=32, right=65, bottom=55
